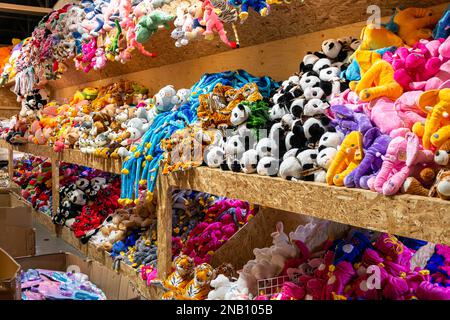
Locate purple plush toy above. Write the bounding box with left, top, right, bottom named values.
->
left=344, top=128, right=391, bottom=189
left=330, top=105, right=373, bottom=136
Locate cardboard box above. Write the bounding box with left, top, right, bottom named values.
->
left=0, top=190, right=35, bottom=257
left=15, top=252, right=140, bottom=300
left=0, top=248, right=21, bottom=300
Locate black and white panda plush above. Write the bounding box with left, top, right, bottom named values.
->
left=230, top=103, right=251, bottom=126
left=224, top=135, right=246, bottom=172
left=256, top=137, right=279, bottom=159
left=303, top=116, right=332, bottom=146
left=240, top=149, right=259, bottom=174
left=299, top=52, right=327, bottom=73
left=269, top=103, right=288, bottom=121
left=204, top=145, right=225, bottom=168
left=315, top=146, right=338, bottom=182
left=303, top=99, right=329, bottom=117
left=312, top=58, right=332, bottom=75
left=318, top=131, right=344, bottom=151
left=319, top=79, right=349, bottom=100
left=279, top=156, right=302, bottom=180
left=296, top=149, right=318, bottom=181
left=303, top=86, right=326, bottom=101
left=256, top=156, right=279, bottom=176
left=289, top=98, right=305, bottom=118
left=317, top=147, right=337, bottom=171
left=300, top=72, right=320, bottom=92
left=319, top=66, right=341, bottom=82
left=281, top=113, right=295, bottom=130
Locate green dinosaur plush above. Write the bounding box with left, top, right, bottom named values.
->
left=135, top=11, right=174, bottom=44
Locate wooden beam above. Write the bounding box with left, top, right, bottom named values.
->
left=0, top=2, right=52, bottom=16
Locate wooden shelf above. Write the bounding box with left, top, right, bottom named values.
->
left=48, top=1, right=449, bottom=98
left=155, top=167, right=450, bottom=277
left=0, top=140, right=121, bottom=174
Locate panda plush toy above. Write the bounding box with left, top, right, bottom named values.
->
left=240, top=149, right=259, bottom=174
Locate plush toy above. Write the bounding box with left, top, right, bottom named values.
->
left=344, top=128, right=391, bottom=189
left=201, top=0, right=237, bottom=48
left=372, top=131, right=434, bottom=195
left=228, top=0, right=269, bottom=21
left=326, top=131, right=364, bottom=186
left=358, top=24, right=404, bottom=51
left=349, top=50, right=403, bottom=102
left=387, top=7, right=441, bottom=46
left=151, top=254, right=195, bottom=295
left=135, top=10, right=174, bottom=44
left=166, top=263, right=215, bottom=300
left=416, top=89, right=450, bottom=150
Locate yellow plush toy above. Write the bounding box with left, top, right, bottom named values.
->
left=417, top=89, right=450, bottom=150
left=326, top=131, right=364, bottom=186
left=359, top=24, right=404, bottom=51
left=393, top=7, right=441, bottom=47
left=349, top=50, right=403, bottom=102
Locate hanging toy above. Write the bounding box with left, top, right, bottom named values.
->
left=201, top=0, right=237, bottom=48
left=227, top=0, right=269, bottom=22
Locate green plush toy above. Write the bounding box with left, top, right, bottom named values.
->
left=135, top=11, right=174, bottom=44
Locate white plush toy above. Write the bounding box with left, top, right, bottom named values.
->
left=207, top=274, right=235, bottom=300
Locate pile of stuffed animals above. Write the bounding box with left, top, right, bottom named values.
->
left=0, top=0, right=286, bottom=105
left=92, top=189, right=255, bottom=282
left=52, top=165, right=121, bottom=242
left=155, top=218, right=450, bottom=300
left=13, top=155, right=53, bottom=215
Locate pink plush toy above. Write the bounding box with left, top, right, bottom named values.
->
left=201, top=0, right=237, bottom=49
left=366, top=97, right=403, bottom=134
left=270, top=281, right=306, bottom=300
left=383, top=39, right=450, bottom=91
left=372, top=131, right=433, bottom=195
left=416, top=281, right=450, bottom=300
left=394, top=91, right=427, bottom=129
left=323, top=261, right=355, bottom=299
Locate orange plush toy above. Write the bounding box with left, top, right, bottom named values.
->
left=349, top=50, right=403, bottom=102
left=391, top=7, right=441, bottom=46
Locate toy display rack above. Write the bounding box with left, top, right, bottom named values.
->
left=0, top=0, right=449, bottom=296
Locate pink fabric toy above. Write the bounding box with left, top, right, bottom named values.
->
left=271, top=281, right=306, bottom=300
left=383, top=40, right=444, bottom=92
left=372, top=131, right=433, bottom=195
left=416, top=281, right=450, bottom=300
left=394, top=91, right=427, bottom=129
left=366, top=97, right=403, bottom=134
left=324, top=261, right=356, bottom=299
left=201, top=0, right=237, bottom=49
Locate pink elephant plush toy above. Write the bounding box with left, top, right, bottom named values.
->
left=394, top=91, right=427, bottom=129
left=371, top=130, right=434, bottom=195
left=366, top=97, right=403, bottom=134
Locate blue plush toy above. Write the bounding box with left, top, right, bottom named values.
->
left=433, top=5, right=450, bottom=39
left=228, top=0, right=269, bottom=21
left=332, top=231, right=372, bottom=265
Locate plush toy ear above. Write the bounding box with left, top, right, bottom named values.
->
left=363, top=127, right=381, bottom=148
left=418, top=90, right=440, bottom=113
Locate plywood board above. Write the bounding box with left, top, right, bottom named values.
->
left=48, top=1, right=449, bottom=96
left=163, top=167, right=450, bottom=245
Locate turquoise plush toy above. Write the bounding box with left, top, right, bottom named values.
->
left=433, top=5, right=450, bottom=39
left=119, top=70, right=278, bottom=206
left=135, top=11, right=174, bottom=44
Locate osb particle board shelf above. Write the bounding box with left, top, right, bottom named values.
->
left=57, top=224, right=163, bottom=299
left=49, top=1, right=449, bottom=97
left=0, top=140, right=122, bottom=174
left=155, top=166, right=450, bottom=276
